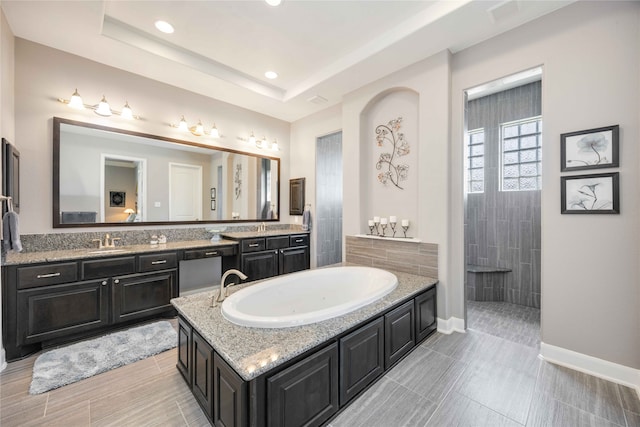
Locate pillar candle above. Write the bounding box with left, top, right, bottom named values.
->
left=401, top=219, right=409, bottom=227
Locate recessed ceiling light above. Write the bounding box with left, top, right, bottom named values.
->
left=265, top=0, right=282, bottom=6
left=154, top=20, right=174, bottom=34
left=265, top=71, right=278, bottom=79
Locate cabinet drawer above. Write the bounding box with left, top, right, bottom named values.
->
left=241, top=238, right=265, bottom=253
left=16, top=262, right=78, bottom=289
left=290, top=234, right=309, bottom=247
left=266, top=236, right=289, bottom=250
left=183, top=246, right=236, bottom=260
left=81, top=257, right=136, bottom=280
left=138, top=252, right=178, bottom=272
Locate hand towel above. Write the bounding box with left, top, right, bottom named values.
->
left=302, top=209, right=311, bottom=231
left=3, top=211, right=23, bottom=252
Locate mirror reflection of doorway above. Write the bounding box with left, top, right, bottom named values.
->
left=169, top=162, right=203, bottom=221
left=100, top=154, right=146, bottom=222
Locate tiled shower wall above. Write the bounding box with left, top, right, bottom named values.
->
left=316, top=132, right=343, bottom=267
left=465, top=81, right=542, bottom=308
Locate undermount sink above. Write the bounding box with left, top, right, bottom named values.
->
left=87, top=248, right=130, bottom=254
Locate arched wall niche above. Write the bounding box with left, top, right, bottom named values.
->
left=358, top=87, right=419, bottom=235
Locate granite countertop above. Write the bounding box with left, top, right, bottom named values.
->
left=3, top=239, right=239, bottom=265
left=171, top=266, right=437, bottom=381
left=221, top=229, right=309, bottom=240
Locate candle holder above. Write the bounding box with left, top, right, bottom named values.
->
left=380, top=223, right=388, bottom=237
left=373, top=219, right=381, bottom=236
left=402, top=224, right=409, bottom=238
left=368, top=224, right=375, bottom=235
left=390, top=221, right=397, bottom=237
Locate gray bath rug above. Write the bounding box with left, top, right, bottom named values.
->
left=29, top=320, right=177, bottom=394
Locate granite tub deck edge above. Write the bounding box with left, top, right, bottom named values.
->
left=171, top=267, right=437, bottom=381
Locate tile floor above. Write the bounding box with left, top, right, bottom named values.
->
left=330, top=301, right=640, bottom=427
left=1, top=304, right=639, bottom=427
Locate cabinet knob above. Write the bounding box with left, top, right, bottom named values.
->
left=114, top=279, right=120, bottom=284
left=101, top=280, right=107, bottom=286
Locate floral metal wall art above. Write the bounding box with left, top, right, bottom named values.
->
left=375, top=117, right=410, bottom=189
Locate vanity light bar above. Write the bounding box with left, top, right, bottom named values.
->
left=58, top=89, right=140, bottom=120
left=236, top=134, right=279, bottom=151
left=171, top=116, right=222, bottom=138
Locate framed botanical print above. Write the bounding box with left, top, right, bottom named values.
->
left=560, top=125, right=619, bottom=172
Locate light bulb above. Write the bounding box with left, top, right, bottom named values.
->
left=121, top=101, right=133, bottom=119
left=194, top=120, right=204, bottom=136
left=95, top=95, right=112, bottom=116
left=210, top=124, right=219, bottom=138
left=271, top=139, right=279, bottom=151
left=178, top=116, right=188, bottom=132
left=68, top=89, right=84, bottom=109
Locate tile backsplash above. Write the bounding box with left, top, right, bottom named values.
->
left=19, top=224, right=300, bottom=252
left=345, top=235, right=438, bottom=279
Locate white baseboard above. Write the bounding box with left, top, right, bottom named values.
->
left=437, top=316, right=465, bottom=334
left=540, top=342, right=640, bottom=395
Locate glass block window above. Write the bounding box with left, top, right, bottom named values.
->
left=501, top=117, right=542, bottom=191
left=466, top=128, right=485, bottom=193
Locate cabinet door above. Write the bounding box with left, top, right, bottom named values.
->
left=192, top=330, right=214, bottom=420
left=112, top=270, right=176, bottom=323
left=339, top=318, right=384, bottom=405
left=17, top=279, right=109, bottom=344
left=241, top=251, right=278, bottom=281
left=384, top=300, right=415, bottom=369
left=214, top=353, right=248, bottom=427
left=279, top=246, right=310, bottom=275
left=267, top=343, right=338, bottom=427
left=177, top=316, right=192, bottom=386
left=415, top=287, right=437, bottom=343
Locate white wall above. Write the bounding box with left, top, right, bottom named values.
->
left=14, top=39, right=292, bottom=234
left=342, top=50, right=452, bottom=319
left=290, top=104, right=342, bottom=268
left=451, top=1, right=640, bottom=369
left=0, top=6, right=15, bottom=371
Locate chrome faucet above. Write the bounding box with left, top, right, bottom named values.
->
left=211, top=269, right=248, bottom=307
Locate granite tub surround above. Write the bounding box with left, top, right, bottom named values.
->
left=171, top=266, right=437, bottom=381
left=345, top=235, right=438, bottom=279
left=2, top=238, right=239, bottom=265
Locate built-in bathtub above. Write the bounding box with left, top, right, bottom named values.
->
left=221, top=266, right=398, bottom=328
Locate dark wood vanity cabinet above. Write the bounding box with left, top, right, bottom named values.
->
left=112, top=270, right=176, bottom=323
left=267, top=343, right=339, bottom=427
left=178, top=315, right=249, bottom=427
left=2, top=244, right=235, bottom=361
left=415, top=286, right=437, bottom=342
left=384, top=300, right=415, bottom=369
left=235, top=233, right=310, bottom=282
left=339, top=317, right=384, bottom=405
left=17, top=278, right=110, bottom=344
left=177, top=284, right=437, bottom=427
left=193, top=330, right=215, bottom=420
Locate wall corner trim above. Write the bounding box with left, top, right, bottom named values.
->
left=0, top=349, right=6, bottom=373
left=540, top=342, right=640, bottom=394
left=437, top=317, right=465, bottom=334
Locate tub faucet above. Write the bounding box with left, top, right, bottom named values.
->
left=211, top=269, right=248, bottom=307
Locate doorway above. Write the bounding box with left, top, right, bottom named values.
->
left=169, top=162, right=203, bottom=221
left=100, top=154, right=146, bottom=223
left=463, top=69, right=542, bottom=347
left=316, top=131, right=343, bottom=267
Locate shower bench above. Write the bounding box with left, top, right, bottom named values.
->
left=466, top=264, right=512, bottom=302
